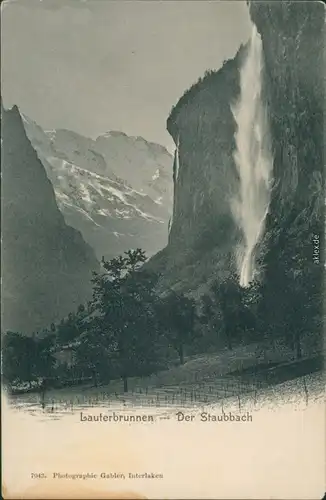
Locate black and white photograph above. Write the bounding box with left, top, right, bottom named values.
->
left=1, top=1, right=325, bottom=498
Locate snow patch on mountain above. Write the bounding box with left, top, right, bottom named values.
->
left=22, top=114, right=174, bottom=260
left=152, top=169, right=160, bottom=181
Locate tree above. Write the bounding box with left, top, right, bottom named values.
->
left=2, top=332, right=37, bottom=386
left=2, top=332, right=24, bottom=385
left=218, top=280, right=242, bottom=349
left=2, top=331, right=58, bottom=387
left=56, top=306, right=88, bottom=345
left=156, top=291, right=197, bottom=365
left=33, top=335, right=56, bottom=380
left=124, top=249, right=147, bottom=272
left=90, top=249, right=158, bottom=392
left=199, top=289, right=225, bottom=349
left=56, top=318, right=76, bottom=344
left=74, top=315, right=117, bottom=385
left=120, top=267, right=162, bottom=378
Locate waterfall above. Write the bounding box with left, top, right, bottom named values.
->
left=168, top=137, right=180, bottom=235
left=175, top=136, right=180, bottom=182
left=231, top=25, right=273, bottom=288
left=168, top=137, right=179, bottom=234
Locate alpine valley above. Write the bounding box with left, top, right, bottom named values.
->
left=2, top=0, right=324, bottom=398
left=22, top=115, right=174, bottom=261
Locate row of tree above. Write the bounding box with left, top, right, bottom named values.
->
left=2, top=248, right=263, bottom=392
left=3, top=244, right=320, bottom=393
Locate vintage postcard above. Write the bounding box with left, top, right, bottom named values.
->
left=1, top=0, right=325, bottom=498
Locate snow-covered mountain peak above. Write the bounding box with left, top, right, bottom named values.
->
left=22, top=113, right=174, bottom=261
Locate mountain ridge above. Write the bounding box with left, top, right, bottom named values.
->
left=1, top=103, right=99, bottom=335
left=22, top=114, right=174, bottom=261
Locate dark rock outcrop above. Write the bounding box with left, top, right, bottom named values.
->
left=1, top=104, right=99, bottom=335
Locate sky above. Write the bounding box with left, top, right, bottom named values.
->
left=1, top=0, right=251, bottom=151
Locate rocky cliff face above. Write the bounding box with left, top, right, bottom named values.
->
left=248, top=1, right=324, bottom=343
left=148, top=50, right=246, bottom=294
left=150, top=0, right=324, bottom=313
left=22, top=117, right=173, bottom=261
left=167, top=57, right=243, bottom=254
left=249, top=0, right=324, bottom=226
left=1, top=104, right=99, bottom=335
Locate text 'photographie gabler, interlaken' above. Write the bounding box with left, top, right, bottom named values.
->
left=1, top=0, right=325, bottom=498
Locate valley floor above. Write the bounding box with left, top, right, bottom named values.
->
left=7, top=338, right=323, bottom=415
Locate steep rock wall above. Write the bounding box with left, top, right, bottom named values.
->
left=148, top=48, right=247, bottom=294
left=150, top=0, right=324, bottom=314
left=1, top=104, right=99, bottom=335
left=249, top=1, right=325, bottom=346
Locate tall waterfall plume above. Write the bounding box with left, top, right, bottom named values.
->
left=168, top=137, right=180, bottom=235
left=174, top=136, right=180, bottom=183
left=231, top=25, right=273, bottom=288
